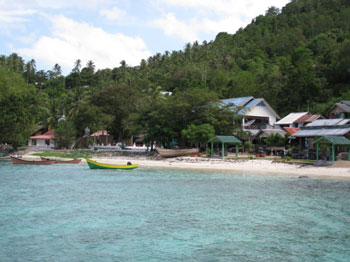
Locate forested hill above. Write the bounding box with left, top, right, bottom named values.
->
left=142, top=0, right=350, bottom=115
left=1, top=0, right=350, bottom=148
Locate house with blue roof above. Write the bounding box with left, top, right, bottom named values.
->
left=221, top=96, right=281, bottom=131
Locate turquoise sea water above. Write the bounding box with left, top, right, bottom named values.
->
left=0, top=162, right=350, bottom=262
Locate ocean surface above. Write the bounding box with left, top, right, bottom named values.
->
left=0, top=161, right=349, bottom=262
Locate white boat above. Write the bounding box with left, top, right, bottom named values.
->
left=155, top=147, right=199, bottom=158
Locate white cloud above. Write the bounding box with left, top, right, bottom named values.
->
left=100, top=7, right=128, bottom=21
left=153, top=13, right=198, bottom=42
left=17, top=15, right=151, bottom=73
left=1, top=0, right=113, bottom=10
left=160, top=0, right=289, bottom=16
left=0, top=9, right=36, bottom=23
left=154, top=0, right=290, bottom=41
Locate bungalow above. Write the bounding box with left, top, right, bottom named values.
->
left=291, top=119, right=350, bottom=155
left=91, top=130, right=113, bottom=146
left=292, top=119, right=350, bottom=138
left=275, top=112, right=323, bottom=135
left=221, top=96, right=280, bottom=130
left=28, top=130, right=55, bottom=148
left=329, top=101, right=350, bottom=119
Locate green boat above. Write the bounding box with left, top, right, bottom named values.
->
left=86, top=158, right=138, bottom=170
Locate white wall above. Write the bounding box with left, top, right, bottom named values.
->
left=28, top=139, right=55, bottom=147
left=246, top=105, right=277, bottom=126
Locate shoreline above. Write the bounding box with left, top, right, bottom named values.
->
left=17, top=154, right=350, bottom=179
left=86, top=155, right=350, bottom=180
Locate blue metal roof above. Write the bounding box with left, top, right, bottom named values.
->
left=221, top=96, right=253, bottom=107
left=238, top=98, right=263, bottom=114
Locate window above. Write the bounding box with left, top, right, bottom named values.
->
left=32, top=139, right=37, bottom=146
left=45, top=140, right=50, bottom=146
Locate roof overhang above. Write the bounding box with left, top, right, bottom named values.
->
left=292, top=128, right=350, bottom=137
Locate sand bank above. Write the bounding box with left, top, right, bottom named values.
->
left=83, top=156, right=350, bottom=179
left=19, top=153, right=350, bottom=179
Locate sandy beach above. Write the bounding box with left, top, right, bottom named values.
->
left=17, top=153, right=350, bottom=179
left=78, top=155, right=350, bottom=179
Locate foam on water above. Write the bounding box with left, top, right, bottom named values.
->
left=1, top=162, right=350, bottom=261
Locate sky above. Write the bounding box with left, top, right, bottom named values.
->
left=0, top=0, right=291, bottom=75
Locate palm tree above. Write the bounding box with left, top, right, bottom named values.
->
left=86, top=60, right=95, bottom=73
left=51, top=64, right=62, bottom=78
left=25, top=59, right=36, bottom=85
left=73, top=59, right=82, bottom=73
left=67, top=86, right=89, bottom=118
left=7, top=53, right=24, bottom=74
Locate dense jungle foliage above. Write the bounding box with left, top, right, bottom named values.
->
left=0, top=0, right=349, bottom=147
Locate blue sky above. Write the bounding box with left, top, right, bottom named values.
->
left=0, top=0, right=290, bottom=75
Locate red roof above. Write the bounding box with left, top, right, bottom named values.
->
left=30, top=130, right=55, bottom=140
left=284, top=127, right=300, bottom=135
left=91, top=130, right=109, bottom=136
left=44, top=130, right=55, bottom=136
left=295, top=114, right=322, bottom=123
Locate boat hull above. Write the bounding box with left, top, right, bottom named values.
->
left=155, top=147, right=199, bottom=158
left=11, top=156, right=56, bottom=165
left=86, top=158, right=138, bottom=170
left=40, top=157, right=81, bottom=164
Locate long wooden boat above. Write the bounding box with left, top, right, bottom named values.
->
left=40, top=156, right=81, bottom=164
left=155, top=147, right=199, bottom=158
left=11, top=156, right=56, bottom=165
left=86, top=158, right=138, bottom=170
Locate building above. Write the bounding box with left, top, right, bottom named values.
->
left=28, top=130, right=55, bottom=148
left=292, top=119, right=350, bottom=138
left=275, top=112, right=323, bottom=135
left=91, top=130, right=113, bottom=146
left=329, top=101, right=350, bottom=119
left=221, top=96, right=280, bottom=130
left=291, top=119, right=350, bottom=152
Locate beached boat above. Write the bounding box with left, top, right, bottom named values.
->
left=11, top=156, right=56, bottom=165
left=155, top=147, right=199, bottom=158
left=40, top=157, right=81, bottom=164
left=86, top=158, right=138, bottom=170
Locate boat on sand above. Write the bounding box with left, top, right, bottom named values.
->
left=11, top=156, right=56, bottom=165
left=86, top=158, right=138, bottom=170
left=155, top=147, right=199, bottom=158
left=40, top=156, right=81, bottom=164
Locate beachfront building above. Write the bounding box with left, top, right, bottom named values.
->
left=91, top=130, right=113, bottom=146
left=28, top=130, right=55, bottom=149
left=31, top=125, right=47, bottom=136
left=221, top=96, right=280, bottom=130
left=291, top=119, right=350, bottom=158
left=292, top=119, right=350, bottom=139
left=275, top=112, right=323, bottom=136
left=329, top=101, right=350, bottom=119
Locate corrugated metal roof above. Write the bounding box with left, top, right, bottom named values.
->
left=312, top=136, right=350, bottom=145
left=91, top=130, right=109, bottom=136
left=245, top=129, right=260, bottom=136
left=43, top=130, right=55, bottom=136
left=295, top=114, right=322, bottom=123
left=306, top=119, right=350, bottom=127
left=292, top=128, right=350, bottom=137
left=284, top=127, right=300, bottom=135
left=238, top=98, right=262, bottom=114
left=221, top=97, right=253, bottom=107
left=30, top=135, right=54, bottom=139
left=335, top=101, right=350, bottom=113
left=259, top=129, right=286, bottom=138
left=276, top=112, right=308, bottom=125
left=221, top=97, right=280, bottom=119
left=209, top=136, right=241, bottom=144
left=30, top=129, right=55, bottom=139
